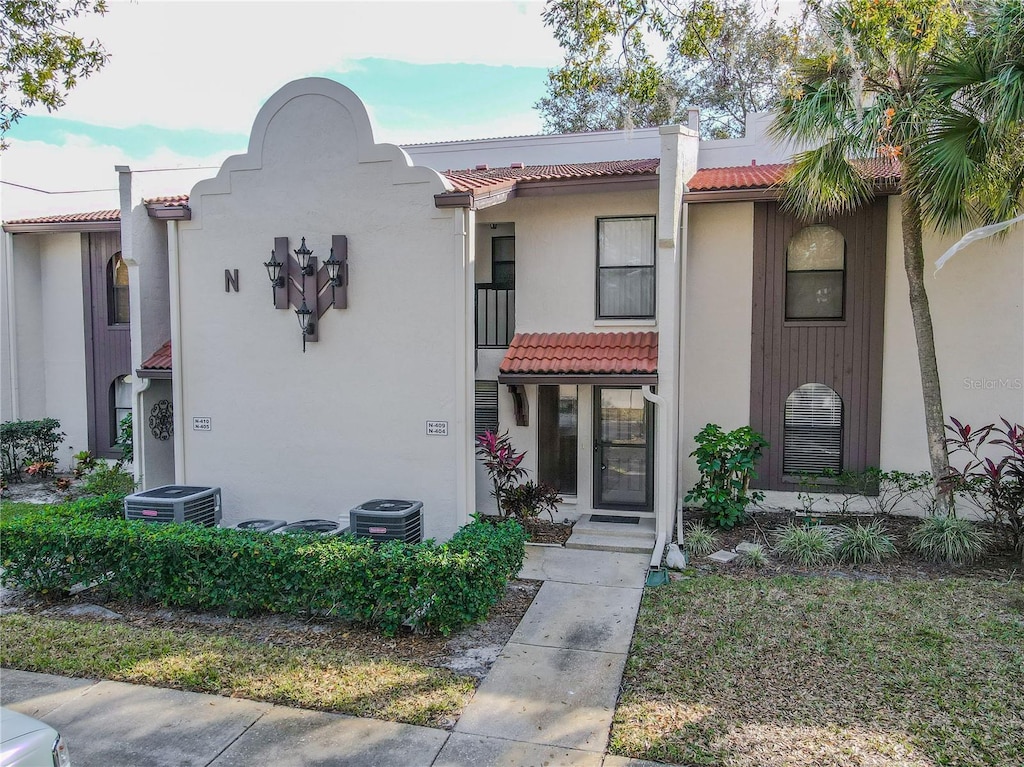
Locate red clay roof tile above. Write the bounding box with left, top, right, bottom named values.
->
left=443, top=159, right=660, bottom=194
left=3, top=209, right=120, bottom=225
left=140, top=340, right=172, bottom=370
left=687, top=157, right=900, bottom=192
left=500, top=332, right=658, bottom=377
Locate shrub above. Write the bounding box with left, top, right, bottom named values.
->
left=502, top=480, right=561, bottom=521
left=0, top=419, right=65, bottom=482
left=73, top=450, right=98, bottom=478
left=946, top=417, right=1024, bottom=558
left=683, top=521, right=718, bottom=557
left=738, top=543, right=769, bottom=569
left=0, top=510, right=527, bottom=636
left=475, top=430, right=527, bottom=519
left=773, top=523, right=837, bottom=567
left=909, top=515, right=991, bottom=565
left=685, top=423, right=768, bottom=529
left=80, top=462, right=135, bottom=498
left=836, top=520, right=897, bottom=564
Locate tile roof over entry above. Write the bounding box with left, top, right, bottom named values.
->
left=138, top=340, right=172, bottom=376
left=499, top=332, right=658, bottom=383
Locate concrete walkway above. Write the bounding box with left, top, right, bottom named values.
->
left=1, top=547, right=669, bottom=767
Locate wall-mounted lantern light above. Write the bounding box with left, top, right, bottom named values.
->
left=295, top=299, right=315, bottom=352
left=263, top=250, right=285, bottom=295
left=294, top=237, right=315, bottom=276
left=263, top=235, right=348, bottom=351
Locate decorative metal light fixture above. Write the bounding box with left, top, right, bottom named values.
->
left=295, top=299, right=315, bottom=352
left=294, top=237, right=315, bottom=276
left=263, top=235, right=348, bottom=351
left=263, top=250, right=284, bottom=296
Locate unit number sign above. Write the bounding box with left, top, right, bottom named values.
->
left=193, top=417, right=212, bottom=431
left=426, top=421, right=448, bottom=436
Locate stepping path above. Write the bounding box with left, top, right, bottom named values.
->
left=2, top=546, right=665, bottom=767
left=438, top=546, right=650, bottom=765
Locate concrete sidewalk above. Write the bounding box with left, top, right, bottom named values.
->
left=1, top=547, right=671, bottom=767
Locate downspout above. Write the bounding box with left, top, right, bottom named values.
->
left=4, top=231, right=19, bottom=419
left=454, top=206, right=475, bottom=528
left=643, top=385, right=669, bottom=569
left=167, top=220, right=185, bottom=484
left=134, top=376, right=152, bottom=486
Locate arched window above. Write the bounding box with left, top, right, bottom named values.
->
left=108, top=252, right=130, bottom=325
left=786, top=225, right=845, bottom=320
left=110, top=376, right=132, bottom=448
left=784, top=383, right=842, bottom=475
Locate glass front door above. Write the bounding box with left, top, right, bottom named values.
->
left=594, top=387, right=653, bottom=511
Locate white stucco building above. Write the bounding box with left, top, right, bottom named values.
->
left=4, top=78, right=1022, bottom=561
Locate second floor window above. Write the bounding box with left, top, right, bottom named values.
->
left=108, top=252, right=130, bottom=325
left=597, top=216, right=655, bottom=319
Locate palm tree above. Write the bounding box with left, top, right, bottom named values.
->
left=770, top=0, right=1024, bottom=506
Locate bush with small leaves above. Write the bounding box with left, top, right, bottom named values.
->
left=837, top=520, right=897, bottom=564
left=738, top=543, right=769, bottom=568
left=683, top=521, right=718, bottom=557
left=773, top=523, right=837, bottom=567
left=909, top=515, right=990, bottom=565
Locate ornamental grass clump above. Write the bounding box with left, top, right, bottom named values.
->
left=683, top=521, right=718, bottom=557
left=738, top=543, right=769, bottom=569
left=773, top=523, right=836, bottom=567
left=909, top=515, right=990, bottom=565
left=837, top=520, right=897, bottom=564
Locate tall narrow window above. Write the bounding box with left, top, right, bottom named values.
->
left=597, top=216, right=655, bottom=319
left=784, top=383, right=843, bottom=475
left=785, top=225, right=845, bottom=320
left=538, top=385, right=578, bottom=495
left=108, top=252, right=130, bottom=325
left=491, top=236, right=515, bottom=289
left=110, top=376, right=132, bottom=448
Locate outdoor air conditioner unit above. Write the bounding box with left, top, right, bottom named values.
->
left=349, top=499, right=424, bottom=544
left=124, top=485, right=222, bottom=527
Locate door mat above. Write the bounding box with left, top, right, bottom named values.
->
left=590, top=515, right=640, bottom=524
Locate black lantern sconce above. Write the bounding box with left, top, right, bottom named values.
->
left=263, top=235, right=348, bottom=352
left=294, top=237, right=316, bottom=276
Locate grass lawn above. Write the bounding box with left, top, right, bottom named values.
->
left=612, top=576, right=1024, bottom=767
left=0, top=614, right=475, bottom=728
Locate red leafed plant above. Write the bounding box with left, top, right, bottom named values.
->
left=945, top=417, right=1024, bottom=559
left=24, top=460, right=55, bottom=479
left=475, top=430, right=528, bottom=519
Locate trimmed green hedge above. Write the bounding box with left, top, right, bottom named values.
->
left=0, top=507, right=526, bottom=636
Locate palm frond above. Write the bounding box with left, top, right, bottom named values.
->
left=779, top=141, right=875, bottom=219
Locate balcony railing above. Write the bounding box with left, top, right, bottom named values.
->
left=476, top=285, right=515, bottom=348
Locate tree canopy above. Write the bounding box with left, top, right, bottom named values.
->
left=1, top=0, right=109, bottom=148
left=538, top=0, right=820, bottom=137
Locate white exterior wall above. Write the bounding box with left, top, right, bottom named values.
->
left=680, top=202, right=755, bottom=493
left=679, top=196, right=1022, bottom=511
left=0, top=232, right=89, bottom=468
left=480, top=190, right=659, bottom=332
left=474, top=190, right=660, bottom=517
left=173, top=79, right=468, bottom=538
left=880, top=197, right=1024, bottom=471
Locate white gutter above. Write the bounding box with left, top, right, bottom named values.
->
left=133, top=375, right=152, bottom=486
left=3, top=231, right=19, bottom=419
left=167, top=220, right=185, bottom=483
left=643, top=385, right=669, bottom=569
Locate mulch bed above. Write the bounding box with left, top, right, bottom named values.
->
left=680, top=509, right=1021, bottom=579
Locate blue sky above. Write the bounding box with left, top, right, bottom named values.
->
left=2, top=1, right=562, bottom=218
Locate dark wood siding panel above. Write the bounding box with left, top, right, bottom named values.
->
left=85, top=231, right=130, bottom=458
left=750, top=201, right=887, bottom=490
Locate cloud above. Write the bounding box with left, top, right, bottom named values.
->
left=41, top=1, right=561, bottom=134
